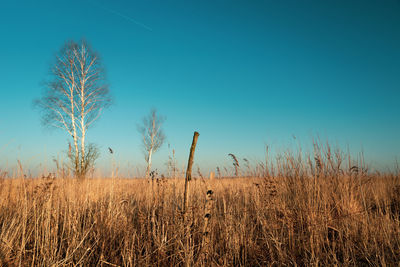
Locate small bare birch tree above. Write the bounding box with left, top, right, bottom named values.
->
left=35, top=40, right=111, bottom=178
left=138, top=109, right=165, bottom=179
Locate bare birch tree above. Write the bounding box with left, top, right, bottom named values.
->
left=138, top=109, right=165, bottom=179
left=35, top=40, right=111, bottom=178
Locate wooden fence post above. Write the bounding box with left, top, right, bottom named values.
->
left=183, top=131, right=199, bottom=267
left=183, top=131, right=199, bottom=214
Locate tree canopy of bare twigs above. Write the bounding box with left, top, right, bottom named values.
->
left=137, top=109, right=165, bottom=179
left=35, top=40, right=111, bottom=178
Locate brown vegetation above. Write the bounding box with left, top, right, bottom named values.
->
left=0, top=145, right=399, bottom=266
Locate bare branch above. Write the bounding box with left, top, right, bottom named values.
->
left=137, top=109, right=166, bottom=179
left=34, top=39, right=111, bottom=178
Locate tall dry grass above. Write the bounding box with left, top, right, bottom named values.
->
left=0, top=144, right=399, bottom=266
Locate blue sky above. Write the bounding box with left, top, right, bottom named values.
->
left=0, top=0, right=399, bottom=176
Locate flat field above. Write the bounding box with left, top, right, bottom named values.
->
left=0, top=171, right=399, bottom=266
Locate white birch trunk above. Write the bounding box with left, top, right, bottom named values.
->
left=146, top=149, right=153, bottom=179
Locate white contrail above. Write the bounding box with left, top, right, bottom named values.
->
left=88, top=0, right=153, bottom=32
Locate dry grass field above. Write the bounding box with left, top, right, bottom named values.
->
left=0, top=149, right=400, bottom=266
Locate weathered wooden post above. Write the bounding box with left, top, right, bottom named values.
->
left=183, top=131, right=199, bottom=214
left=183, top=131, right=199, bottom=267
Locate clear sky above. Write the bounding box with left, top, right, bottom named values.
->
left=0, top=0, right=399, bottom=176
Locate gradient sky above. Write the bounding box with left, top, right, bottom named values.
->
left=0, top=0, right=399, bottom=176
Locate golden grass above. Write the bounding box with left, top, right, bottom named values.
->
left=0, top=171, right=399, bottom=266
